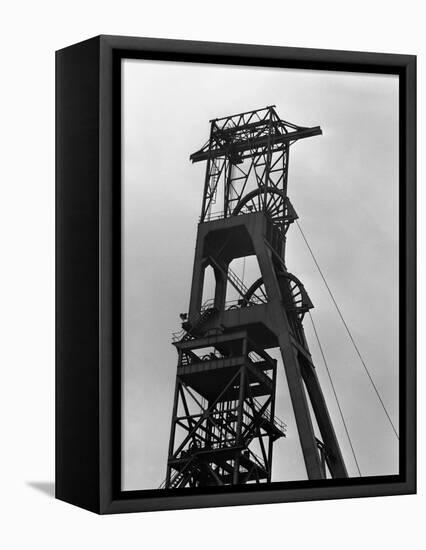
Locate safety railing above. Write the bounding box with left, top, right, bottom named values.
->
left=201, top=210, right=226, bottom=222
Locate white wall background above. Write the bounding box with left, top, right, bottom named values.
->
left=0, top=1, right=423, bottom=549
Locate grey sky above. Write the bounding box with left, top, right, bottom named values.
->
left=122, top=59, right=399, bottom=490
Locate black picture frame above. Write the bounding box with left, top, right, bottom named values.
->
left=56, top=35, right=416, bottom=514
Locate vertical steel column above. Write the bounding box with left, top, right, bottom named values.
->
left=165, top=379, right=181, bottom=486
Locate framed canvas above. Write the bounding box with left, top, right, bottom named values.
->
left=55, top=35, right=416, bottom=514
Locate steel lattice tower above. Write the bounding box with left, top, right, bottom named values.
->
left=165, top=106, right=347, bottom=489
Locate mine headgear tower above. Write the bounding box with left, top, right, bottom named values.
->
left=165, top=106, right=347, bottom=488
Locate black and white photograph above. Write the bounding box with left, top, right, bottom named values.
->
left=121, top=59, right=400, bottom=491
left=3, top=0, right=421, bottom=546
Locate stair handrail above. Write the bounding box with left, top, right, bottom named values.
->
left=252, top=397, right=287, bottom=434
left=158, top=454, right=196, bottom=489
left=171, top=300, right=218, bottom=343
left=208, top=255, right=249, bottom=299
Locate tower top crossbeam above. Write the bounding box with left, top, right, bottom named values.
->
left=190, top=105, right=322, bottom=164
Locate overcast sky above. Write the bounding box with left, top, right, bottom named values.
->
left=122, top=59, right=399, bottom=491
